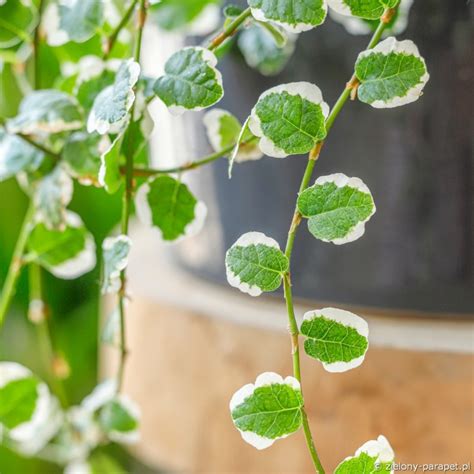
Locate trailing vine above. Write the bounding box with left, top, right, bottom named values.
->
left=0, top=0, right=429, bottom=472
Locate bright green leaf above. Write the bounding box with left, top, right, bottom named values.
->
left=248, top=0, right=327, bottom=32
left=0, top=0, right=37, bottom=48
left=230, top=372, right=303, bottom=449
left=249, top=82, right=328, bottom=157
left=87, top=59, right=140, bottom=135
left=135, top=175, right=207, bottom=241
left=7, top=90, right=83, bottom=135
left=225, top=232, right=288, bottom=296
left=34, top=165, right=73, bottom=231
left=335, top=435, right=395, bottom=473
left=98, top=132, right=124, bottom=194
left=297, top=173, right=376, bottom=244
left=327, top=0, right=398, bottom=20
left=0, top=129, right=45, bottom=181
left=355, top=37, right=429, bottom=108
left=99, top=396, right=140, bottom=444
left=28, top=211, right=96, bottom=279
left=301, top=307, right=369, bottom=372
left=154, top=47, right=223, bottom=114
left=101, top=235, right=132, bottom=294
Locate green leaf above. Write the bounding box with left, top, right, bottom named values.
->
left=355, top=37, right=429, bottom=108
left=0, top=129, right=45, bottom=181
left=225, top=232, right=288, bottom=296
left=99, top=396, right=140, bottom=444
left=98, top=132, right=124, bottom=194
left=248, top=0, right=327, bottom=32
left=238, top=24, right=296, bottom=76
left=0, top=362, right=62, bottom=455
left=335, top=435, right=395, bottom=473
left=101, top=235, right=132, bottom=294
left=327, top=0, right=398, bottom=20
left=154, top=47, right=224, bottom=114
left=301, top=307, right=369, bottom=372
left=150, top=0, right=219, bottom=31
left=297, top=173, right=376, bottom=244
left=87, top=59, right=140, bottom=135
left=0, top=0, right=37, bottom=48
left=58, top=0, right=104, bottom=43
left=34, top=165, right=74, bottom=231
left=62, top=131, right=105, bottom=186
left=28, top=211, right=96, bottom=279
left=7, top=90, right=83, bottom=135
left=136, top=176, right=207, bottom=241
left=249, top=82, right=328, bottom=158
left=230, top=372, right=303, bottom=449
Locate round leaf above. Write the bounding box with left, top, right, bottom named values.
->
left=301, top=307, right=369, bottom=372
left=225, top=232, right=288, bottom=296
left=249, top=82, right=329, bottom=158
left=297, top=173, right=376, bottom=244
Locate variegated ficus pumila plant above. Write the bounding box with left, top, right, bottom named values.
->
left=0, top=0, right=428, bottom=471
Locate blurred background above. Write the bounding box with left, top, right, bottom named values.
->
left=1, top=0, right=473, bottom=472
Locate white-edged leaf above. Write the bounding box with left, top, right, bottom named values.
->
left=249, top=82, right=329, bottom=158
left=101, top=307, right=120, bottom=346
left=98, top=132, right=124, bottom=194
left=34, top=165, right=74, bottom=231
left=62, top=131, right=109, bottom=186
left=101, top=235, right=131, bottom=294
left=27, top=211, right=96, bottom=280
left=355, top=36, right=429, bottom=108
left=230, top=372, right=303, bottom=449
left=327, top=0, right=398, bottom=20
left=225, top=232, right=288, bottom=296
left=297, top=173, right=376, bottom=244
left=301, top=307, right=369, bottom=372
left=0, top=129, right=45, bottom=181
left=98, top=396, right=140, bottom=444
left=81, top=379, right=117, bottom=414
left=249, top=0, right=327, bottom=33
left=0, top=0, right=37, bottom=49
left=335, top=435, right=395, bottom=474
left=0, top=362, right=62, bottom=456
left=7, top=90, right=83, bottom=135
left=238, top=24, right=296, bottom=76
left=135, top=175, right=207, bottom=241
left=87, top=59, right=140, bottom=135
left=153, top=47, right=223, bottom=115
left=58, top=0, right=104, bottom=43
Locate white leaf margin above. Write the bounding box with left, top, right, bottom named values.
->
left=307, top=173, right=376, bottom=245
left=356, top=36, right=430, bottom=108
left=225, top=231, right=281, bottom=297
left=105, top=395, right=141, bottom=444
left=249, top=82, right=329, bottom=158
left=0, top=362, right=62, bottom=455
left=135, top=178, right=208, bottom=242
left=250, top=1, right=328, bottom=33
left=302, top=307, right=369, bottom=372
left=229, top=371, right=301, bottom=450
left=101, top=234, right=132, bottom=294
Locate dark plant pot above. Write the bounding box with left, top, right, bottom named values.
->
left=172, top=0, right=473, bottom=316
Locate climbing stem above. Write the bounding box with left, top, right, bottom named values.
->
left=281, top=11, right=393, bottom=473
left=116, top=0, right=147, bottom=392
left=0, top=201, right=36, bottom=329
left=208, top=7, right=252, bottom=51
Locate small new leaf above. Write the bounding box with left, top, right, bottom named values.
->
left=301, top=307, right=369, bottom=372
left=7, top=90, right=83, bottom=135
left=135, top=176, right=207, bottom=241
left=230, top=372, right=303, bottom=449
left=225, top=232, right=288, bottom=296
left=355, top=37, right=429, bottom=108
left=87, top=59, right=140, bottom=135
left=99, top=396, right=140, bottom=444
left=101, top=235, right=132, bottom=294
left=297, top=173, right=376, bottom=244
left=249, top=0, right=327, bottom=32
left=249, top=82, right=329, bottom=158
left=154, top=47, right=223, bottom=114
left=27, top=212, right=96, bottom=280
left=327, top=0, right=399, bottom=20
left=335, top=435, right=395, bottom=474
